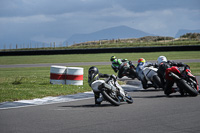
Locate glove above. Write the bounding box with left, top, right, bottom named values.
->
left=154, top=63, right=158, bottom=68
left=110, top=74, right=117, bottom=82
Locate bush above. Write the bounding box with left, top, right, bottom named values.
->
left=180, top=33, right=200, bottom=40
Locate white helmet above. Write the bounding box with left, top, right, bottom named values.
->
left=157, top=56, right=167, bottom=64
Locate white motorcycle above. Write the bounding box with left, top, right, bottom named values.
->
left=91, top=75, right=133, bottom=106
left=142, top=65, right=162, bottom=89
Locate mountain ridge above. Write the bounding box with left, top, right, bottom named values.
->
left=65, top=25, right=155, bottom=45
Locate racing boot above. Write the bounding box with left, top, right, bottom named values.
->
left=95, top=97, right=104, bottom=105
left=94, top=92, right=101, bottom=105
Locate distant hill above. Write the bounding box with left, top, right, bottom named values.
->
left=64, top=25, right=155, bottom=45
left=175, top=29, right=200, bottom=38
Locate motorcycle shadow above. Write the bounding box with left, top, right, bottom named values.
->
left=166, top=94, right=199, bottom=98
left=123, top=87, right=163, bottom=93
left=133, top=94, right=166, bottom=99
left=59, top=103, right=127, bottom=108
left=133, top=93, right=197, bottom=99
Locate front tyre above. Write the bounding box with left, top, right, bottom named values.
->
left=177, top=79, right=198, bottom=96
left=125, top=93, right=133, bottom=104
left=101, top=90, right=121, bottom=106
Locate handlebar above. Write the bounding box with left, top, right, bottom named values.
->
left=105, top=74, right=117, bottom=83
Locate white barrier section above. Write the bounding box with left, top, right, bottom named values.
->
left=66, top=67, right=84, bottom=85
left=50, top=66, right=84, bottom=85
left=50, top=65, right=67, bottom=84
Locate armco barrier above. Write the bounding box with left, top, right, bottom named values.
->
left=0, top=45, right=200, bottom=56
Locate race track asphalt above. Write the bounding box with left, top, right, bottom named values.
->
left=0, top=77, right=200, bottom=133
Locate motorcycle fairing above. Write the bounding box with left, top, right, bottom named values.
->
left=165, top=66, right=181, bottom=80
left=91, top=80, right=105, bottom=92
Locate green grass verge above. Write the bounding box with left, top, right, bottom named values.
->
left=0, top=65, right=115, bottom=103
left=0, top=51, right=200, bottom=65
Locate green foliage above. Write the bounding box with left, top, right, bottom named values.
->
left=180, top=33, right=200, bottom=40
left=12, top=77, right=25, bottom=85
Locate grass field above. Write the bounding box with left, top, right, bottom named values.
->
left=0, top=65, right=114, bottom=103
left=0, top=51, right=200, bottom=65
left=0, top=51, right=200, bottom=103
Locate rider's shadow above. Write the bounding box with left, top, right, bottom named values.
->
left=59, top=103, right=123, bottom=108
left=133, top=94, right=193, bottom=98
left=133, top=95, right=166, bottom=98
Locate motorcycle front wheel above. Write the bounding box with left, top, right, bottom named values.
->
left=101, top=90, right=121, bottom=106
left=125, top=93, right=133, bottom=104
left=177, top=79, right=198, bottom=96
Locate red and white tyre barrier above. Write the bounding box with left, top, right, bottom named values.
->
left=66, top=67, right=83, bottom=85
left=50, top=66, right=83, bottom=85
left=50, top=65, right=67, bottom=84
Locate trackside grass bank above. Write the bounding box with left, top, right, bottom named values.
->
left=0, top=51, right=200, bottom=102
left=0, top=65, right=114, bottom=103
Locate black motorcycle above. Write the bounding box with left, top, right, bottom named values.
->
left=118, top=61, right=137, bottom=79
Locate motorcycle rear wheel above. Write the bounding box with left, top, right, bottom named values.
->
left=177, top=79, right=198, bottom=96
left=153, top=75, right=162, bottom=88
left=101, top=90, right=121, bottom=106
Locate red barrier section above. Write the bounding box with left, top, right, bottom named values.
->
left=50, top=73, right=83, bottom=80
left=50, top=73, right=66, bottom=80
left=66, top=75, right=83, bottom=80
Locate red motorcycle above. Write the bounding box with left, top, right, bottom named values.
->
left=165, top=66, right=199, bottom=96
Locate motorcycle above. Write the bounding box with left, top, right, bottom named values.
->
left=136, top=62, right=162, bottom=89
left=165, top=66, right=199, bottom=96
left=91, top=75, right=133, bottom=106
left=118, top=61, right=137, bottom=79
left=142, top=65, right=162, bottom=89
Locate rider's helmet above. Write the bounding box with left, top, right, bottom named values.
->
left=88, top=66, right=99, bottom=86
left=138, top=58, right=146, bottom=64
left=110, top=56, right=116, bottom=62
left=157, top=56, right=167, bottom=64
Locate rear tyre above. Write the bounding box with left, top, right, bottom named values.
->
left=129, top=68, right=137, bottom=79
left=101, top=90, right=120, bottom=106
left=177, top=79, right=198, bottom=96
left=153, top=75, right=162, bottom=88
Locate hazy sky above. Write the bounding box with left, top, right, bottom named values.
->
left=0, top=0, right=200, bottom=45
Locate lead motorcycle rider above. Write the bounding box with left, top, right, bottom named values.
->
left=157, top=56, right=189, bottom=95
left=110, top=56, right=136, bottom=78
left=88, top=66, right=110, bottom=105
